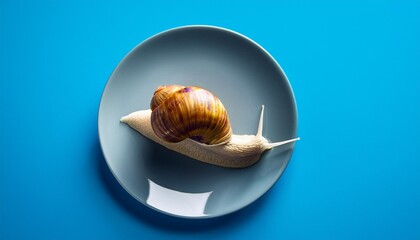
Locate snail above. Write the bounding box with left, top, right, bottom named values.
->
left=121, top=85, right=300, bottom=168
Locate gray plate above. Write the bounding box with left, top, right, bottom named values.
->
left=98, top=25, right=298, bottom=218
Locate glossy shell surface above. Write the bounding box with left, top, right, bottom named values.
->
left=150, top=86, right=232, bottom=145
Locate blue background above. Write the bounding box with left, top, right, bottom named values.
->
left=1, top=0, right=419, bottom=239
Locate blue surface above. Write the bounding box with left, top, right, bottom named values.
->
left=1, top=0, right=419, bottom=239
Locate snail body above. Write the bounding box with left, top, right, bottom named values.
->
left=121, top=85, right=299, bottom=168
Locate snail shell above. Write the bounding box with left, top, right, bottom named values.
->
left=121, top=85, right=300, bottom=168
left=150, top=85, right=232, bottom=145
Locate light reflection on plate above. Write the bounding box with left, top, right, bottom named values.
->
left=147, top=179, right=212, bottom=217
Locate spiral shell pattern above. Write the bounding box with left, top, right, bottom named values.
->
left=150, top=85, right=184, bottom=111
left=150, top=85, right=232, bottom=145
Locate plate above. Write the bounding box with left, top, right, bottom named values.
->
left=98, top=25, right=298, bottom=218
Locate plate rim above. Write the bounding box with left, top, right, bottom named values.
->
left=98, top=25, right=299, bottom=219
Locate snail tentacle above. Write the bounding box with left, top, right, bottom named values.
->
left=256, top=105, right=265, bottom=137
left=255, top=105, right=300, bottom=149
